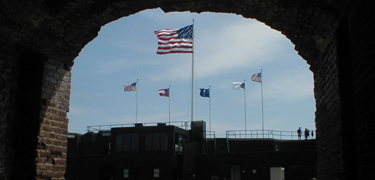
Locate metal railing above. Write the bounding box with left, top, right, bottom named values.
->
left=87, top=122, right=315, bottom=141
left=87, top=121, right=192, bottom=132
left=226, top=130, right=316, bottom=140
left=206, top=131, right=216, bottom=139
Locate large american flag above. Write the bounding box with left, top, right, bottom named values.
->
left=154, top=24, right=193, bottom=55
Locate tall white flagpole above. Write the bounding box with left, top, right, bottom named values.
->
left=136, top=79, right=139, bottom=123
left=191, top=20, right=195, bottom=125
left=169, top=85, right=171, bottom=125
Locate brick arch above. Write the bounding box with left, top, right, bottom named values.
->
left=1, top=1, right=373, bottom=180
left=2, top=0, right=341, bottom=68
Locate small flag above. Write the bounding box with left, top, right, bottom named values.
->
left=124, top=82, right=137, bottom=92
left=154, top=24, right=193, bottom=55
left=200, top=88, right=210, bottom=97
left=158, top=88, right=170, bottom=97
left=233, top=82, right=245, bottom=90
left=251, top=72, right=262, bottom=83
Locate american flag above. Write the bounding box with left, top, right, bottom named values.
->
left=154, top=24, right=193, bottom=55
left=124, top=82, right=137, bottom=92
left=251, top=72, right=262, bottom=83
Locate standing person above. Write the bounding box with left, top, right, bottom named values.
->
left=304, top=128, right=310, bottom=140
left=297, top=127, right=302, bottom=140
left=311, top=130, right=315, bottom=138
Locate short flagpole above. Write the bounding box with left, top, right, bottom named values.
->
left=244, top=79, right=247, bottom=134
left=260, top=69, right=264, bottom=133
left=169, top=85, right=171, bottom=125
left=136, top=79, right=139, bottom=123
left=209, top=85, right=211, bottom=132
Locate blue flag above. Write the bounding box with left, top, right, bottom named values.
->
left=200, top=88, right=210, bottom=97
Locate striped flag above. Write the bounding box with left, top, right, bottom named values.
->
left=154, top=24, right=193, bottom=55
left=124, top=82, right=137, bottom=92
left=158, top=88, right=170, bottom=97
left=251, top=72, right=262, bottom=83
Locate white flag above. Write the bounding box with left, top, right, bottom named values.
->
left=232, top=82, right=245, bottom=90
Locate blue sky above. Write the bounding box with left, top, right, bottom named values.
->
left=68, top=8, right=316, bottom=137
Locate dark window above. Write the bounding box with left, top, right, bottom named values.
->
left=123, top=134, right=131, bottom=151
left=153, top=133, right=160, bottom=150
left=160, top=133, right=168, bottom=151
left=145, top=133, right=169, bottom=151
left=115, top=135, right=123, bottom=152
left=115, top=133, right=139, bottom=152
left=131, top=134, right=139, bottom=151
left=145, top=133, right=152, bottom=151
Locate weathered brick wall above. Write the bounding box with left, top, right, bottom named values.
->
left=313, top=35, right=344, bottom=180
left=348, top=3, right=375, bottom=180
left=36, top=60, right=70, bottom=180
left=0, top=36, right=17, bottom=180
left=0, top=36, right=70, bottom=180
left=312, top=2, right=375, bottom=180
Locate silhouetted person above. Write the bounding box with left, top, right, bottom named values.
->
left=304, top=128, right=310, bottom=140
left=311, top=130, right=315, bottom=138
left=297, top=127, right=302, bottom=140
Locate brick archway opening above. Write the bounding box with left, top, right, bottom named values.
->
left=1, top=1, right=371, bottom=180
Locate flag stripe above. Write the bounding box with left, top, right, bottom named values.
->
left=157, top=51, right=193, bottom=55
left=157, top=44, right=193, bottom=49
